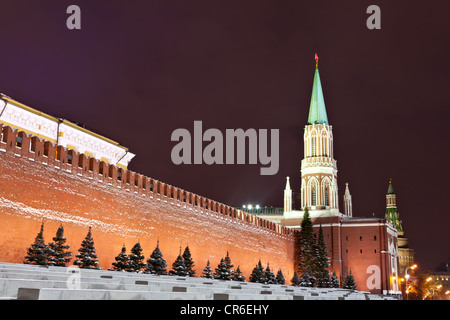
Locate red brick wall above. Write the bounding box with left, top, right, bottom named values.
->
left=283, top=215, right=399, bottom=294
left=0, top=124, right=297, bottom=281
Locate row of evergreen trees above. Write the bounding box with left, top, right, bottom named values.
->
left=23, top=217, right=357, bottom=289
left=24, top=223, right=99, bottom=269
left=22, top=223, right=287, bottom=284
left=293, top=208, right=357, bottom=289
left=111, top=244, right=287, bottom=285
left=249, top=260, right=286, bottom=285
left=110, top=241, right=196, bottom=276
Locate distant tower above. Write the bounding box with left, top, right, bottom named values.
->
left=343, top=183, right=352, bottom=217
left=300, top=54, right=339, bottom=217
left=385, top=179, right=414, bottom=276
left=385, top=179, right=402, bottom=231
left=284, top=176, right=292, bottom=213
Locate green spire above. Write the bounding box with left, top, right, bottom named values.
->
left=387, top=178, right=394, bottom=194
left=308, top=55, right=329, bottom=125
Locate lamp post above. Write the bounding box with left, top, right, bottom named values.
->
left=404, top=264, right=417, bottom=300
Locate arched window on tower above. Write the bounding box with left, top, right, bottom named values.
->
left=312, top=188, right=316, bottom=206
left=322, top=136, right=327, bottom=156
left=325, top=188, right=329, bottom=206
left=312, top=137, right=316, bottom=156
left=330, top=138, right=333, bottom=158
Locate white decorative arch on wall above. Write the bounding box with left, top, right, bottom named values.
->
left=321, top=176, right=331, bottom=207
left=307, top=176, right=319, bottom=207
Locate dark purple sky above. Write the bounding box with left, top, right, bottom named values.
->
left=1, top=1, right=449, bottom=270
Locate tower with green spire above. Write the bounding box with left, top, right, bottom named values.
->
left=385, top=179, right=415, bottom=277
left=297, top=54, right=340, bottom=217
left=385, top=179, right=403, bottom=231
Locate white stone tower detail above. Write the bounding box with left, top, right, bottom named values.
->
left=284, top=176, right=292, bottom=213
left=343, top=182, right=352, bottom=217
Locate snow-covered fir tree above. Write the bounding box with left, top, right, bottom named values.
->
left=128, top=242, right=145, bottom=272
left=315, top=225, right=330, bottom=288
left=264, top=263, right=276, bottom=284
left=224, top=251, right=235, bottom=278
left=47, top=225, right=72, bottom=267
left=330, top=271, right=340, bottom=288
left=249, top=260, right=266, bottom=284
left=232, top=265, right=246, bottom=282
left=111, top=244, right=129, bottom=271
left=290, top=272, right=300, bottom=286
left=24, top=222, right=49, bottom=265
left=276, top=269, right=286, bottom=285
left=182, top=245, right=196, bottom=277
left=343, top=270, right=357, bottom=290
left=74, top=226, right=99, bottom=269
left=170, top=250, right=187, bottom=276
left=214, top=257, right=232, bottom=280
left=299, top=271, right=316, bottom=287
left=201, top=260, right=214, bottom=279
left=298, top=208, right=316, bottom=276
left=145, top=240, right=167, bottom=275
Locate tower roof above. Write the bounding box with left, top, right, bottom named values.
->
left=344, top=182, right=351, bottom=196
left=285, top=176, right=291, bottom=190
left=307, top=54, right=329, bottom=125
left=387, top=179, right=395, bottom=194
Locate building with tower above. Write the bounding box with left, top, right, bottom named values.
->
left=385, top=179, right=415, bottom=277
left=0, top=54, right=405, bottom=297
left=281, top=55, right=401, bottom=295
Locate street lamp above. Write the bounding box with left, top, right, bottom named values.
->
left=404, top=264, right=417, bottom=300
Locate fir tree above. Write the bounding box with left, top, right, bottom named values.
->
left=182, top=245, right=196, bottom=277
left=299, top=271, right=316, bottom=287
left=201, top=260, right=214, bottom=279
left=128, top=242, right=145, bottom=272
left=170, top=249, right=187, bottom=276
left=264, top=263, right=276, bottom=284
left=298, top=208, right=316, bottom=276
left=330, top=271, right=340, bottom=288
left=145, top=240, right=167, bottom=275
left=47, top=225, right=72, bottom=267
left=111, top=244, right=129, bottom=271
left=343, top=270, right=357, bottom=290
left=224, top=251, right=235, bottom=278
left=315, top=225, right=330, bottom=287
left=24, top=222, right=49, bottom=265
left=249, top=260, right=266, bottom=284
left=215, top=257, right=232, bottom=280
left=276, top=269, right=286, bottom=285
left=74, top=226, right=99, bottom=269
left=232, top=265, right=246, bottom=282
left=290, top=271, right=300, bottom=286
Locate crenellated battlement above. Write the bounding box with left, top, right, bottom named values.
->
left=0, top=123, right=295, bottom=239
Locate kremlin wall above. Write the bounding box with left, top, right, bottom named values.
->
left=0, top=112, right=297, bottom=284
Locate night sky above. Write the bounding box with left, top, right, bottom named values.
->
left=1, top=1, right=449, bottom=271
